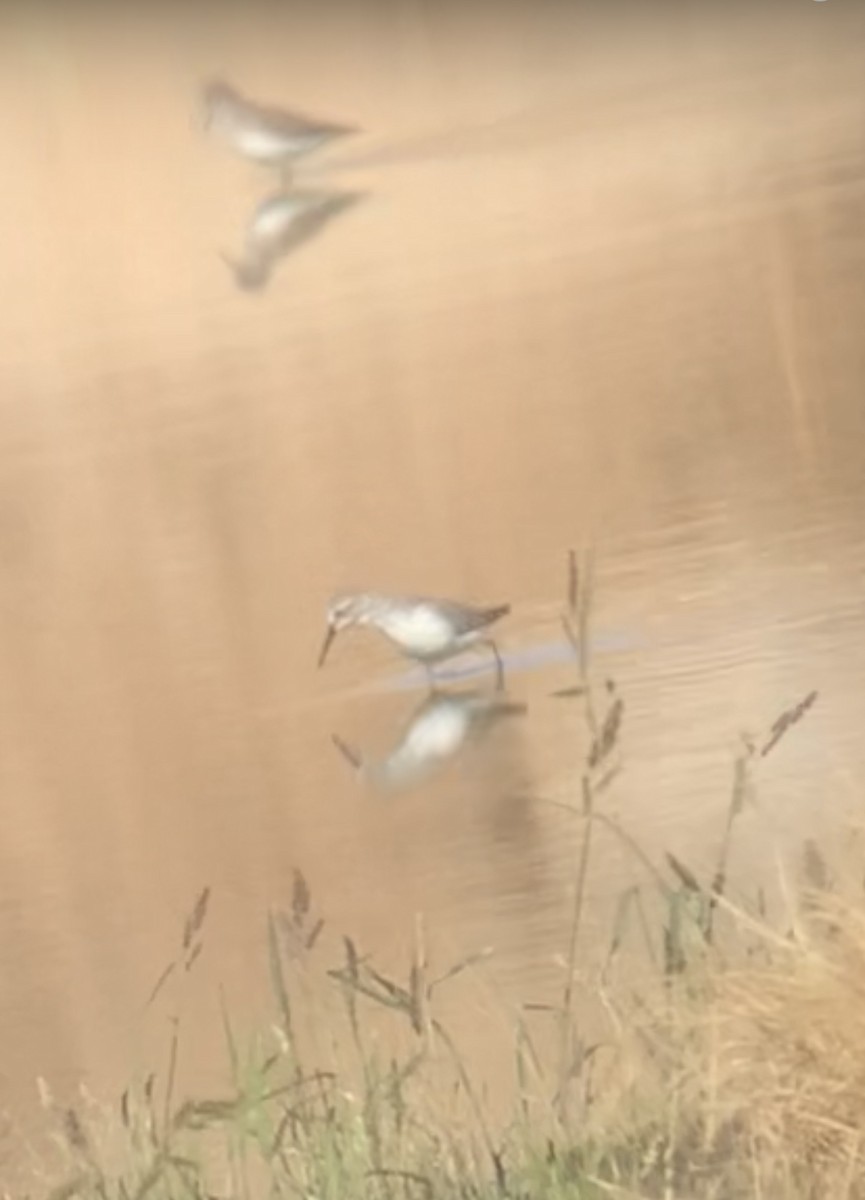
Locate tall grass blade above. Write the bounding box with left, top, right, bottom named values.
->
left=267, top=908, right=294, bottom=1046
left=182, top=886, right=211, bottom=953
left=218, top=986, right=240, bottom=1084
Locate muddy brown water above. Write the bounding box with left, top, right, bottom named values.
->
left=1, top=0, right=865, bottom=1171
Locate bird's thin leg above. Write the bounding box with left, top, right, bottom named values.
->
left=424, top=662, right=438, bottom=693
left=277, top=163, right=293, bottom=193
left=485, top=639, right=505, bottom=691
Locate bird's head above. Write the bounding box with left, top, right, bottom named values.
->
left=201, top=78, right=237, bottom=131
left=317, top=592, right=378, bottom=667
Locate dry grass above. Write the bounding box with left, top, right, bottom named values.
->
left=17, top=845, right=865, bottom=1200
left=697, top=892, right=865, bottom=1197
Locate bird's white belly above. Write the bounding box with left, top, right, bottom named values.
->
left=237, top=127, right=299, bottom=160
left=379, top=608, right=463, bottom=659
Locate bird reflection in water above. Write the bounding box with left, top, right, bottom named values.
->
left=221, top=190, right=364, bottom=291
left=331, top=687, right=528, bottom=792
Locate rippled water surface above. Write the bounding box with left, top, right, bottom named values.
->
left=1, top=0, right=865, bottom=1162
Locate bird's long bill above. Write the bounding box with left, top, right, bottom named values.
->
left=317, top=622, right=337, bottom=668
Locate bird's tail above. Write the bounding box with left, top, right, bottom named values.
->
left=480, top=603, right=510, bottom=626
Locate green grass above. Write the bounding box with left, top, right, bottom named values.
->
left=11, top=552, right=853, bottom=1200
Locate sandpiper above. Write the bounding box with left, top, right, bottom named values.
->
left=221, top=189, right=363, bottom=290
left=201, top=78, right=358, bottom=186
left=317, top=592, right=511, bottom=688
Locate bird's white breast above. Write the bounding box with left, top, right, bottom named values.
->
left=378, top=605, right=456, bottom=656
left=233, top=125, right=305, bottom=160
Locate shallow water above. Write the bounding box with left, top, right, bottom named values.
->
left=1, top=0, right=865, bottom=1168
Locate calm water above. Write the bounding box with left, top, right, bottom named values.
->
left=2, top=0, right=865, bottom=1164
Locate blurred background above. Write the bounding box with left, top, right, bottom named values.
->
left=0, top=0, right=864, bottom=1169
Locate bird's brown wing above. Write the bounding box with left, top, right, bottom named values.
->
left=431, top=599, right=511, bottom=635
left=256, top=100, right=359, bottom=139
